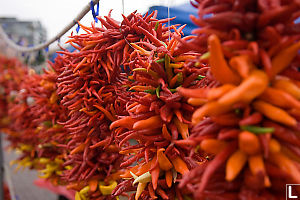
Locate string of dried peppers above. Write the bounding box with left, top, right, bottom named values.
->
left=177, top=0, right=300, bottom=199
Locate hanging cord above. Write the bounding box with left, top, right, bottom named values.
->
left=0, top=0, right=100, bottom=53
left=122, top=0, right=125, bottom=15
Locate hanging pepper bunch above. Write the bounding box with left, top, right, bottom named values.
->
left=0, top=55, right=67, bottom=183
left=4, top=67, right=70, bottom=186
left=25, top=68, right=69, bottom=185
left=0, top=55, right=28, bottom=129
left=108, top=19, right=212, bottom=199
left=50, top=11, right=192, bottom=199
left=177, top=0, right=300, bottom=199
left=50, top=53, right=124, bottom=200
left=0, top=56, right=38, bottom=171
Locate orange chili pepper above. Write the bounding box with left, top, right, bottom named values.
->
left=200, top=139, right=228, bottom=155
left=187, top=98, right=208, bottom=106
left=207, top=84, right=236, bottom=101
left=208, top=34, right=241, bottom=84
left=70, top=143, right=85, bottom=155
left=106, top=39, right=126, bottom=50
left=89, top=138, right=110, bottom=149
left=174, top=117, right=189, bottom=139
left=218, top=70, right=269, bottom=106
left=173, top=55, right=196, bottom=62
left=248, top=154, right=271, bottom=187
left=165, top=170, right=173, bottom=188
left=157, top=148, right=173, bottom=171
left=167, top=36, right=176, bottom=50
left=79, top=107, right=97, bottom=116
left=150, top=157, right=160, bottom=190
left=192, top=101, right=231, bottom=124
left=130, top=43, right=151, bottom=56
left=77, top=21, right=93, bottom=32
left=73, top=57, right=87, bottom=73
left=127, top=102, right=139, bottom=111
left=170, top=156, right=189, bottom=175
left=49, top=92, right=58, bottom=104
left=174, top=110, right=185, bottom=123
left=88, top=179, right=98, bottom=192
left=81, top=43, right=96, bottom=51
left=177, top=87, right=209, bottom=98
left=122, top=162, right=150, bottom=178
left=135, top=161, right=152, bottom=176
left=229, top=55, right=254, bottom=78
left=169, top=73, right=179, bottom=88
left=99, top=60, right=111, bottom=83
left=259, top=87, right=300, bottom=109
left=106, top=59, right=113, bottom=71
left=226, top=150, right=247, bottom=181
left=253, top=100, right=297, bottom=127
left=66, top=89, right=80, bottom=99
left=162, top=124, right=172, bottom=141
left=170, top=40, right=178, bottom=55
left=270, top=41, right=300, bottom=79
left=272, top=78, right=300, bottom=100
left=93, top=104, right=116, bottom=121
left=133, top=115, right=163, bottom=130
left=120, top=165, right=140, bottom=178
left=269, top=139, right=281, bottom=153
left=238, top=131, right=261, bottom=155
left=109, top=116, right=138, bottom=130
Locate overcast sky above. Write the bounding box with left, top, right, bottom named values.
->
left=0, top=0, right=188, bottom=49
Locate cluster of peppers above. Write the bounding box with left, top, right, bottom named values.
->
left=50, top=10, right=208, bottom=200
left=0, top=55, right=27, bottom=200
left=0, top=54, right=70, bottom=188
left=109, top=21, right=209, bottom=200
left=0, top=0, right=299, bottom=199
left=177, top=0, right=300, bottom=199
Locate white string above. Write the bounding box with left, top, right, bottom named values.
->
left=122, top=0, right=125, bottom=15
